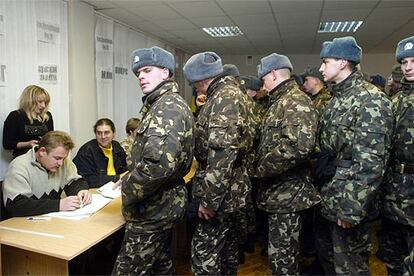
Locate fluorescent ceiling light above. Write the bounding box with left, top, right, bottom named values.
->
left=203, top=26, right=243, bottom=37
left=318, top=21, right=363, bottom=33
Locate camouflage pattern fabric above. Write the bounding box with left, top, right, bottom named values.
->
left=256, top=78, right=320, bottom=213
left=268, top=212, right=301, bottom=275
left=113, top=223, right=174, bottom=275
left=309, top=86, right=332, bottom=116
left=114, top=80, right=194, bottom=274
left=404, top=248, right=414, bottom=276
left=314, top=209, right=372, bottom=275
left=318, top=70, right=394, bottom=225
left=383, top=78, right=414, bottom=227
left=120, top=136, right=134, bottom=167
left=377, top=217, right=414, bottom=275
left=192, top=74, right=254, bottom=214
left=191, top=213, right=239, bottom=275
left=191, top=74, right=254, bottom=275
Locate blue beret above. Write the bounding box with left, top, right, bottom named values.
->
left=241, top=75, right=262, bottom=91
left=320, top=36, right=362, bottom=64
left=257, top=53, right=293, bottom=79
left=183, top=52, right=223, bottom=84
left=396, top=36, right=414, bottom=63
left=303, top=66, right=324, bottom=81
left=223, top=64, right=240, bottom=77
left=131, top=46, right=175, bottom=76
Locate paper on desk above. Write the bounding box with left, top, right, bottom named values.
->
left=44, top=194, right=112, bottom=220
left=97, top=181, right=121, bottom=199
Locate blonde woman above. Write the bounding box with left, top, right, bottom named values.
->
left=3, top=85, right=54, bottom=157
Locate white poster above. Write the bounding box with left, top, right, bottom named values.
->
left=37, top=21, right=60, bottom=44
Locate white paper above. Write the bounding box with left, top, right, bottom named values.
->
left=44, top=194, right=112, bottom=220
left=97, top=181, right=121, bottom=199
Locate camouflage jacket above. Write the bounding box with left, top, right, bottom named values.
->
left=318, top=70, right=393, bottom=225
left=120, top=136, right=134, bottom=168
left=256, top=79, right=320, bottom=213
left=310, top=86, right=332, bottom=116
left=383, top=78, right=414, bottom=226
left=192, top=75, right=254, bottom=215
left=122, top=81, right=194, bottom=232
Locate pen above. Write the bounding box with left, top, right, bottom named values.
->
left=27, top=217, right=51, bottom=221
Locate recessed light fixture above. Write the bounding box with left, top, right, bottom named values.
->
left=202, top=26, right=243, bottom=37
left=318, top=21, right=363, bottom=33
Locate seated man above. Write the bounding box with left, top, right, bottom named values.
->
left=73, top=118, right=128, bottom=188
left=2, top=130, right=92, bottom=218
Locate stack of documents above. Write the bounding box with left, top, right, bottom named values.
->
left=97, top=181, right=121, bottom=199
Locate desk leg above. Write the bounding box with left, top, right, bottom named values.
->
left=1, top=244, right=68, bottom=275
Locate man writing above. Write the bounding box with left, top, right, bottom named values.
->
left=2, top=130, right=91, bottom=217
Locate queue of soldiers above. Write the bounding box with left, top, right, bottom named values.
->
left=2, top=34, right=414, bottom=275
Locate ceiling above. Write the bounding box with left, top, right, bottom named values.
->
left=82, top=0, right=414, bottom=55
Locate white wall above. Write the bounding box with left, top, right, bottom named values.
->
left=221, top=53, right=397, bottom=78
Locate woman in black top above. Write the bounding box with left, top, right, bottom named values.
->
left=3, top=85, right=54, bottom=157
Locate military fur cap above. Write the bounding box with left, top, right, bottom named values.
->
left=223, top=64, right=240, bottom=77
left=396, top=36, right=414, bottom=63
left=241, top=75, right=262, bottom=91
left=183, top=52, right=223, bottom=84
left=320, top=36, right=362, bottom=64
left=303, top=66, right=324, bottom=81
left=391, top=64, right=403, bottom=82
left=257, top=53, right=293, bottom=79
left=131, top=46, right=175, bottom=76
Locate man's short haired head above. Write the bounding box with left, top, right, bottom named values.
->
left=94, top=118, right=116, bottom=134
left=396, top=36, right=414, bottom=63
left=183, top=52, right=223, bottom=84
left=257, top=53, right=293, bottom=79
left=39, top=131, right=74, bottom=153
left=131, top=46, right=175, bottom=77
left=223, top=64, right=240, bottom=77
left=241, top=75, right=263, bottom=91
left=320, top=36, right=362, bottom=65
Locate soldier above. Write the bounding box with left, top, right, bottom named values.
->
left=302, top=66, right=332, bottom=115
left=255, top=53, right=320, bottom=274
left=386, top=64, right=404, bottom=98
left=112, top=46, right=194, bottom=275
left=315, top=36, right=393, bottom=274
left=378, top=35, right=414, bottom=275
left=183, top=52, right=254, bottom=275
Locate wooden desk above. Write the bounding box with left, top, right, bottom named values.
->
left=0, top=196, right=125, bottom=275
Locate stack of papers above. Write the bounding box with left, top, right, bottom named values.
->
left=44, top=194, right=112, bottom=220
left=97, top=181, right=121, bottom=199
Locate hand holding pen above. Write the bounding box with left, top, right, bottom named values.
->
left=77, top=190, right=92, bottom=208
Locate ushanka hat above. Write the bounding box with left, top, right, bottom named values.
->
left=396, top=36, right=414, bottom=63
left=320, top=36, right=362, bottom=64
left=183, top=52, right=223, bottom=84
left=257, top=53, right=293, bottom=79
left=131, top=46, right=175, bottom=76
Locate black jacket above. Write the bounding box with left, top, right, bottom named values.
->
left=73, top=139, right=128, bottom=188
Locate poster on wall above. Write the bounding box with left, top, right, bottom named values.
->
left=0, top=14, right=4, bottom=36
left=99, top=66, right=113, bottom=83
left=114, top=64, right=128, bottom=80
left=96, top=35, right=113, bottom=53
left=37, top=21, right=60, bottom=44
left=38, top=64, right=58, bottom=84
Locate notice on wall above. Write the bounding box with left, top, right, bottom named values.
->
left=38, top=64, right=58, bottom=84
left=114, top=65, right=128, bottom=79
left=0, top=14, right=4, bottom=36
left=0, top=64, right=6, bottom=87
left=96, top=36, right=113, bottom=52
left=37, top=21, right=60, bottom=44
left=99, top=66, right=113, bottom=83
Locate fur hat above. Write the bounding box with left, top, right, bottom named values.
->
left=131, top=46, right=175, bottom=76
left=396, top=36, right=414, bottom=63
left=320, top=36, right=362, bottom=64
left=303, top=66, right=324, bottom=81
left=183, top=52, right=223, bottom=84
left=241, top=75, right=262, bottom=91
left=257, top=53, right=293, bottom=79
left=223, top=64, right=240, bottom=77
left=391, top=64, right=403, bottom=83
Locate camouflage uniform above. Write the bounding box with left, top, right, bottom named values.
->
left=378, top=78, right=414, bottom=275
left=309, top=86, right=332, bottom=116
left=404, top=248, right=414, bottom=276
left=120, top=136, right=134, bottom=167
left=256, top=78, right=320, bottom=275
left=316, top=70, right=393, bottom=274
left=191, top=75, right=254, bottom=275
left=113, top=81, right=194, bottom=275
